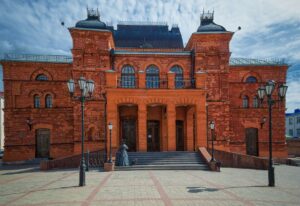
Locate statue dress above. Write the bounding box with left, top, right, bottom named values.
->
left=116, top=143, right=129, bottom=166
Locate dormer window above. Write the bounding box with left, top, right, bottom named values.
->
left=36, top=74, right=48, bottom=81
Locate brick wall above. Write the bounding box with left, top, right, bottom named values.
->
left=208, top=149, right=268, bottom=170
left=287, top=138, right=300, bottom=156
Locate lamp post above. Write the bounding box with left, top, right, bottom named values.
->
left=257, top=80, right=288, bottom=187
left=209, top=120, right=215, bottom=161
left=67, top=76, right=95, bottom=187
left=108, top=122, right=113, bottom=163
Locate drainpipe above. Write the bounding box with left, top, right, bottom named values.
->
left=206, top=102, right=209, bottom=149
left=103, top=93, right=107, bottom=163
left=110, top=49, right=115, bottom=71
left=191, top=49, right=195, bottom=87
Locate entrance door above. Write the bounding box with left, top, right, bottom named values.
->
left=147, top=121, right=160, bottom=151
left=36, top=129, right=50, bottom=158
left=245, top=128, right=258, bottom=156
left=121, top=119, right=136, bottom=152
left=176, top=120, right=184, bottom=151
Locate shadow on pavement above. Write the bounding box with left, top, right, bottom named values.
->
left=187, top=185, right=268, bottom=193
left=0, top=185, right=80, bottom=197
left=1, top=167, right=39, bottom=175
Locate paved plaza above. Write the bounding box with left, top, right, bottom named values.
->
left=0, top=165, right=300, bottom=206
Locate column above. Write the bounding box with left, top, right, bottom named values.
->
left=167, top=71, right=175, bottom=89
left=195, top=71, right=206, bottom=89
left=196, top=103, right=207, bottom=149
left=186, top=106, right=195, bottom=151
left=105, top=70, right=117, bottom=88
left=138, top=71, right=145, bottom=89
left=138, top=103, right=147, bottom=151
left=167, top=103, right=176, bottom=151
left=106, top=102, right=118, bottom=157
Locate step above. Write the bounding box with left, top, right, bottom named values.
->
left=115, top=164, right=209, bottom=171
left=115, top=152, right=209, bottom=171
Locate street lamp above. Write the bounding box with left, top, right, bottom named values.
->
left=108, top=122, right=113, bottom=163
left=209, top=120, right=215, bottom=162
left=257, top=80, right=288, bottom=187
left=67, top=76, right=95, bottom=187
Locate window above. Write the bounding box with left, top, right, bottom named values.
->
left=45, top=95, right=52, bottom=108
left=242, top=96, right=249, bottom=108
left=289, top=129, right=293, bottom=137
left=121, top=65, right=135, bottom=88
left=146, top=65, right=159, bottom=88
left=245, top=76, right=257, bottom=83
left=36, top=74, right=48, bottom=81
left=34, top=95, right=40, bottom=108
left=297, top=117, right=300, bottom=124
left=289, top=118, right=293, bottom=125
left=297, top=129, right=300, bottom=137
left=170, top=65, right=184, bottom=88
left=253, top=96, right=259, bottom=108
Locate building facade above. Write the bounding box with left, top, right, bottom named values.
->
left=286, top=109, right=300, bottom=138
left=0, top=10, right=288, bottom=162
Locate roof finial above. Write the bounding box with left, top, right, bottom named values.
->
left=200, top=9, right=214, bottom=24
left=87, top=7, right=100, bottom=20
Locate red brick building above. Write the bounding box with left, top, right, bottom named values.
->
left=0, top=10, right=288, bottom=162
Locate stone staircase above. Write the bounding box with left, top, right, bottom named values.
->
left=115, top=151, right=209, bottom=171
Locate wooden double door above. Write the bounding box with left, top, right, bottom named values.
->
left=176, top=120, right=184, bottom=151
left=245, top=128, right=259, bottom=156
left=121, top=119, right=136, bottom=152
left=147, top=121, right=160, bottom=151
left=36, top=129, right=50, bottom=158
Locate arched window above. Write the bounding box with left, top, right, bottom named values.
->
left=34, top=95, right=40, bottom=108
left=146, top=65, right=160, bottom=88
left=242, top=96, right=249, bottom=108
left=170, top=65, right=184, bottom=88
left=253, top=96, right=259, bottom=108
left=45, top=95, right=52, bottom=108
left=246, top=76, right=257, bottom=83
left=36, top=74, right=48, bottom=81
left=121, top=65, right=135, bottom=88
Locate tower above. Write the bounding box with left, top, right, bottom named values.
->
left=186, top=11, right=234, bottom=150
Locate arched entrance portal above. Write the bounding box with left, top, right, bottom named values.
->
left=119, top=104, right=137, bottom=151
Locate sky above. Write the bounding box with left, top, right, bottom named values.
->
left=0, top=0, right=299, bottom=112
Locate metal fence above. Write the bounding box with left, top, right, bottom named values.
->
left=0, top=53, right=287, bottom=66
left=0, top=53, right=72, bottom=63
left=117, top=78, right=196, bottom=89
left=42, top=150, right=105, bottom=170
left=230, top=58, right=286, bottom=66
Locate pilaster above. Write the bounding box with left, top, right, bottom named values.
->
left=167, top=103, right=176, bottom=151
left=138, top=103, right=147, bottom=151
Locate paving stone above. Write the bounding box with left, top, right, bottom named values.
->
left=0, top=165, right=299, bottom=206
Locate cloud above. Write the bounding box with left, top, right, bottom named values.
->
left=0, top=0, right=299, bottom=111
